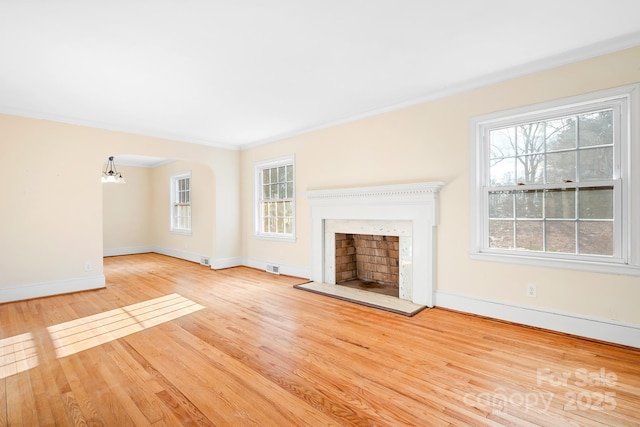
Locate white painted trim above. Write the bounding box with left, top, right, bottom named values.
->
left=435, top=290, right=640, bottom=349
left=0, top=275, right=106, bottom=304
left=210, top=257, right=244, bottom=270
left=244, top=257, right=311, bottom=279
left=103, top=246, right=154, bottom=257
left=306, top=182, right=445, bottom=307
left=469, top=83, right=640, bottom=275
left=305, top=181, right=446, bottom=202
left=104, top=246, right=220, bottom=267
left=253, top=155, right=296, bottom=241
left=151, top=246, right=205, bottom=265
left=0, top=105, right=241, bottom=150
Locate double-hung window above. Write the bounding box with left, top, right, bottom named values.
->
left=470, top=85, right=640, bottom=275
left=255, top=156, right=295, bottom=241
left=170, top=172, right=192, bottom=234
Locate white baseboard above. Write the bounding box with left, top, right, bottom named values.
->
left=244, top=258, right=311, bottom=279
left=103, top=246, right=242, bottom=269
left=211, top=257, right=244, bottom=270
left=435, top=290, right=640, bottom=348
left=151, top=246, right=206, bottom=264
left=0, top=275, right=106, bottom=304
left=103, top=246, right=154, bottom=257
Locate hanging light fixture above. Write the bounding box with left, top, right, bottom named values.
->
left=101, top=156, right=126, bottom=184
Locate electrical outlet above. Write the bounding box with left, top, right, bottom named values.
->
left=526, top=283, right=537, bottom=298
left=84, top=262, right=92, bottom=271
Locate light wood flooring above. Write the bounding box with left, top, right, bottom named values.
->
left=1, top=253, right=639, bottom=426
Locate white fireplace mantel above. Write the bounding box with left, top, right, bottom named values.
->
left=305, top=181, right=445, bottom=307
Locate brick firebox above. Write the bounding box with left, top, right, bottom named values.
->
left=335, top=233, right=400, bottom=288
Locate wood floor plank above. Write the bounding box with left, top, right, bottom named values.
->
left=1, top=253, right=639, bottom=426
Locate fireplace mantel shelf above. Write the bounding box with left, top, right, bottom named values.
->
left=304, top=181, right=446, bottom=201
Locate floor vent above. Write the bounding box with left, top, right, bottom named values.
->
left=200, top=257, right=211, bottom=266
left=266, top=264, right=280, bottom=275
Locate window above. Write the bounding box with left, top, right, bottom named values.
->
left=170, top=172, right=191, bottom=234
left=470, top=85, right=640, bottom=275
left=255, top=156, right=295, bottom=241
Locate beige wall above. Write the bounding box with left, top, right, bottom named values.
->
left=0, top=115, right=240, bottom=300
left=150, top=160, right=215, bottom=259
left=241, top=46, right=640, bottom=324
left=103, top=165, right=153, bottom=250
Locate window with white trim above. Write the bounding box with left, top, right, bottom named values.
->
left=170, top=172, right=191, bottom=234
left=255, top=156, right=295, bottom=240
left=470, top=85, right=640, bottom=275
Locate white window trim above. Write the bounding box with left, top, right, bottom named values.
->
left=254, top=155, right=296, bottom=242
left=469, top=84, right=640, bottom=276
left=170, top=171, right=192, bottom=235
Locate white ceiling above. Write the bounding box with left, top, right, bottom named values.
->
left=1, top=1, right=640, bottom=150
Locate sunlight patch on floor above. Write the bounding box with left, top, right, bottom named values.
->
left=47, top=293, right=205, bottom=358
left=0, top=332, right=38, bottom=379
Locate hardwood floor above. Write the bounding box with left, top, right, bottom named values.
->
left=1, top=253, right=639, bottom=426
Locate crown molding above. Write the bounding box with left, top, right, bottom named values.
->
left=241, top=32, right=640, bottom=150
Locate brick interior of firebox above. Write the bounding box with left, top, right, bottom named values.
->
left=335, top=233, right=399, bottom=297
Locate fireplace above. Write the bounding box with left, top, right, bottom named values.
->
left=335, top=233, right=400, bottom=296
left=305, top=182, right=445, bottom=307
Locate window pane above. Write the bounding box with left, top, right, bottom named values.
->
left=490, top=127, right=516, bottom=158
left=490, top=157, right=515, bottom=186
left=578, top=110, right=613, bottom=147
left=257, top=160, right=295, bottom=236
left=516, top=221, right=543, bottom=251
left=578, top=187, right=613, bottom=219
left=284, top=218, right=292, bottom=234
left=488, top=191, right=513, bottom=218
left=516, top=123, right=545, bottom=155
left=546, top=151, right=576, bottom=184
left=489, top=221, right=513, bottom=249
left=545, top=188, right=575, bottom=219
left=516, top=154, right=544, bottom=184
left=578, top=147, right=613, bottom=181
left=516, top=190, right=543, bottom=218
left=546, top=117, right=576, bottom=151
left=546, top=221, right=576, bottom=253
left=579, top=222, right=613, bottom=256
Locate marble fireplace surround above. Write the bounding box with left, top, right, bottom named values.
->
left=305, top=182, right=445, bottom=307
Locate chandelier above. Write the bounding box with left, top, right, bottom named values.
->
left=101, top=156, right=126, bottom=184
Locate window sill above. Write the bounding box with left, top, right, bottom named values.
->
left=170, top=230, right=192, bottom=236
left=470, top=251, right=640, bottom=276
left=254, top=233, right=296, bottom=243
